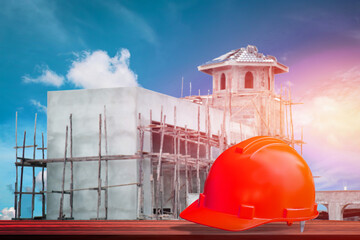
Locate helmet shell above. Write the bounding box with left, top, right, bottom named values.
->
left=180, top=136, right=318, bottom=231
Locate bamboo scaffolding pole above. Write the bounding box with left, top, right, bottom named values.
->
left=104, top=106, right=109, bottom=219
left=41, top=133, right=45, bottom=218
left=18, top=131, right=26, bottom=218
left=97, top=114, right=102, bottom=219
left=172, top=106, right=177, bottom=218
left=14, top=112, right=18, bottom=218
left=196, top=106, right=200, bottom=193
left=288, top=86, right=295, bottom=148
left=140, top=123, right=220, bottom=147
left=218, top=129, right=222, bottom=153
left=15, top=192, right=44, bottom=195
left=42, top=182, right=139, bottom=194
left=17, top=154, right=142, bottom=164
left=223, top=88, right=228, bottom=150
left=150, top=109, right=155, bottom=218
left=17, top=150, right=216, bottom=167
left=205, top=97, right=210, bottom=176
left=280, top=84, right=283, bottom=137
left=240, top=122, right=243, bottom=142
left=285, top=88, right=289, bottom=139
left=229, top=90, right=232, bottom=117
left=272, top=94, right=276, bottom=136
left=181, top=77, right=184, bottom=98
left=176, top=130, right=181, bottom=216
left=138, top=113, right=144, bottom=218
left=12, top=105, right=222, bottom=221
left=184, top=125, right=189, bottom=200
left=13, top=145, right=38, bottom=149
left=69, top=114, right=74, bottom=219
left=251, top=98, right=271, bottom=135
left=267, top=95, right=270, bottom=135
left=188, top=163, right=193, bottom=193
left=155, top=107, right=165, bottom=219
left=160, top=174, right=164, bottom=216
left=59, top=126, right=68, bottom=220
left=301, top=127, right=303, bottom=156
left=31, top=113, right=37, bottom=219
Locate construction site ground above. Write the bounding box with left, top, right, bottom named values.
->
left=1, top=220, right=360, bottom=240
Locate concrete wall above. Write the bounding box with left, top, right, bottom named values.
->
left=47, top=88, right=139, bottom=220
left=47, top=87, right=227, bottom=220
left=212, top=66, right=273, bottom=93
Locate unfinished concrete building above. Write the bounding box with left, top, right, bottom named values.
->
left=13, top=45, right=301, bottom=220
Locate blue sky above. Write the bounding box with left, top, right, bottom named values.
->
left=1, top=0, right=360, bottom=218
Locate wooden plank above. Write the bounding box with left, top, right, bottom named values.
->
left=1, top=220, right=360, bottom=239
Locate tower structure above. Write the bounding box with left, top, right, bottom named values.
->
left=188, top=45, right=290, bottom=146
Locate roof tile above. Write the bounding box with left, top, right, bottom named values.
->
left=205, top=45, right=277, bottom=65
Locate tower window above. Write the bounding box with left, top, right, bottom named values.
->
left=245, top=71, right=254, bottom=89
left=220, top=73, right=226, bottom=90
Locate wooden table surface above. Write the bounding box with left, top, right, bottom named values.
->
left=1, top=220, right=360, bottom=240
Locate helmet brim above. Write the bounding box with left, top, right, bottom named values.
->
left=180, top=200, right=271, bottom=231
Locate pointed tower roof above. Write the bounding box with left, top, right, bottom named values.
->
left=198, top=45, right=288, bottom=75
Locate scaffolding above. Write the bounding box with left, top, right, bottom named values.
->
left=13, top=101, right=223, bottom=220
left=13, top=84, right=303, bottom=220
left=183, top=85, right=305, bottom=150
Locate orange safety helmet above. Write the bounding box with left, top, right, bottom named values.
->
left=180, top=136, right=318, bottom=231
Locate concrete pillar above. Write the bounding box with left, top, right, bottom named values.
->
left=328, top=203, right=345, bottom=220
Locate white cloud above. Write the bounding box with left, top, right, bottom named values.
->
left=23, top=66, right=64, bottom=87
left=293, top=66, right=360, bottom=150
left=66, top=49, right=138, bottom=89
left=30, top=99, right=47, bottom=113
left=292, top=66, right=360, bottom=190
left=0, top=207, right=15, bottom=220
left=35, top=170, right=47, bottom=191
